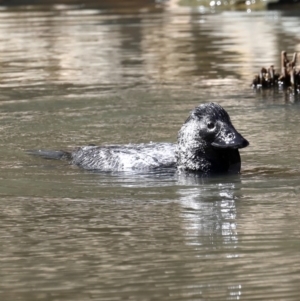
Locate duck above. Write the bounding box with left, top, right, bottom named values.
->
left=28, top=103, right=249, bottom=175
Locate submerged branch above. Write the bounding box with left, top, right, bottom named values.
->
left=252, top=51, right=300, bottom=94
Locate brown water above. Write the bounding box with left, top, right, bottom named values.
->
left=0, top=2, right=300, bottom=301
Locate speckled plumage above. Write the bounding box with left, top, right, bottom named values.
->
left=71, top=143, right=176, bottom=171
left=176, top=102, right=249, bottom=174
left=29, top=103, right=249, bottom=175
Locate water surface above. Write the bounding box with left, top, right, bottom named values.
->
left=0, top=2, right=300, bottom=301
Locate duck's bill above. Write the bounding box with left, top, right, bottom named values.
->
left=211, top=129, right=249, bottom=149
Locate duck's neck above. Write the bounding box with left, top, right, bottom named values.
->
left=176, top=124, right=241, bottom=174
left=175, top=121, right=209, bottom=173
left=176, top=141, right=212, bottom=174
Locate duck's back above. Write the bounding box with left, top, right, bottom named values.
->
left=71, top=142, right=176, bottom=171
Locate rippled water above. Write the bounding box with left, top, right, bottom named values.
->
left=0, top=2, right=300, bottom=301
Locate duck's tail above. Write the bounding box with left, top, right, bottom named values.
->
left=26, top=149, right=72, bottom=161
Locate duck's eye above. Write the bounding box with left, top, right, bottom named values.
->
left=207, top=122, right=215, bottom=130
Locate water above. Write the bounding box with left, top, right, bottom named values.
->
left=0, top=2, right=300, bottom=300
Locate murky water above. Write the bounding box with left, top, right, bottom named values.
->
left=0, top=2, right=300, bottom=300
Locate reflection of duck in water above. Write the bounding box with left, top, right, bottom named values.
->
left=29, top=103, right=249, bottom=175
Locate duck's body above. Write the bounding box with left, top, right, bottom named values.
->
left=29, top=103, right=249, bottom=175
left=71, top=142, right=176, bottom=171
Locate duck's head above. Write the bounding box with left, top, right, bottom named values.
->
left=176, top=102, right=249, bottom=174
left=191, top=102, right=249, bottom=149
